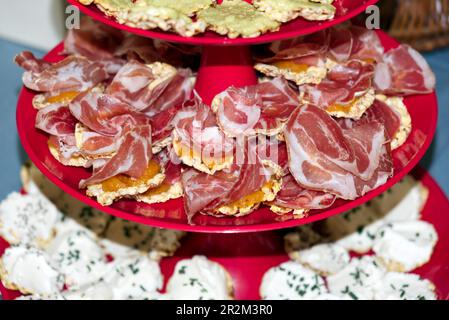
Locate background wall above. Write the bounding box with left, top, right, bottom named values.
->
left=0, top=0, right=67, bottom=51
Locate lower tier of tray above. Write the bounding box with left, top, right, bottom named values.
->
left=1, top=168, right=448, bottom=300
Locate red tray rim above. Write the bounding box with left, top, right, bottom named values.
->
left=67, top=0, right=380, bottom=46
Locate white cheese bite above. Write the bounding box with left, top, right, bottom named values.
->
left=166, top=256, right=234, bottom=300
left=46, top=229, right=108, bottom=290
left=104, top=253, right=164, bottom=300
left=327, top=256, right=386, bottom=300
left=0, top=192, right=61, bottom=247
left=260, top=261, right=327, bottom=300
left=373, top=221, right=438, bottom=272
left=294, top=243, right=350, bottom=276
left=0, top=246, right=64, bottom=296
left=373, top=272, right=437, bottom=300
left=15, top=293, right=66, bottom=300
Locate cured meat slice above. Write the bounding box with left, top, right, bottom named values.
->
left=74, top=124, right=117, bottom=158
left=79, top=125, right=153, bottom=188
left=182, top=138, right=282, bottom=221
left=35, top=105, right=77, bottom=136
left=329, top=26, right=384, bottom=63
left=15, top=52, right=109, bottom=94
left=106, top=60, right=176, bottom=112
left=268, top=174, right=336, bottom=212
left=374, top=45, right=436, bottom=96
left=172, top=95, right=235, bottom=174
left=302, top=60, right=375, bottom=119
left=284, top=104, right=390, bottom=200
left=64, top=16, right=125, bottom=74
left=339, top=99, right=402, bottom=142
left=256, top=138, right=289, bottom=176
left=48, top=134, right=89, bottom=168
left=106, top=60, right=192, bottom=115
left=64, top=16, right=124, bottom=61
left=212, top=78, right=299, bottom=137
left=182, top=167, right=240, bottom=222
left=69, top=91, right=152, bottom=137
left=142, top=69, right=194, bottom=117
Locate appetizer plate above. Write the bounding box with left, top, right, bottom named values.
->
left=15, top=30, right=438, bottom=233
left=1, top=169, right=449, bottom=300
left=67, top=0, right=380, bottom=46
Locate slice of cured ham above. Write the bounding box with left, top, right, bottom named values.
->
left=35, top=105, right=77, bottom=137
left=79, top=125, right=153, bottom=189
left=374, top=45, right=436, bottom=96
left=182, top=138, right=281, bottom=221
left=15, top=52, right=109, bottom=94
left=182, top=167, right=240, bottom=222
left=172, top=95, right=235, bottom=174
left=212, top=78, right=299, bottom=137
left=64, top=16, right=124, bottom=61
left=284, top=104, right=392, bottom=200
left=69, top=91, right=152, bottom=137
left=302, top=60, right=375, bottom=119
left=328, top=26, right=384, bottom=63
left=338, top=99, right=402, bottom=142
left=106, top=61, right=193, bottom=115
left=269, top=174, right=336, bottom=211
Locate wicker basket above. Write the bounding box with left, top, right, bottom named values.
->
left=380, top=0, right=449, bottom=51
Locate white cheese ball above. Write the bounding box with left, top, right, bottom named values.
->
left=260, top=261, right=327, bottom=300
left=374, top=272, right=437, bottom=300
left=166, top=256, right=233, bottom=300
left=373, top=221, right=438, bottom=272
left=0, top=246, right=64, bottom=296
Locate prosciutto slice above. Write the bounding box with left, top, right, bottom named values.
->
left=181, top=138, right=275, bottom=220
left=270, top=174, right=336, bottom=211
left=339, top=99, right=402, bottom=141
left=284, top=104, right=391, bottom=200
left=106, top=61, right=192, bottom=115
left=156, top=148, right=182, bottom=186
left=64, top=16, right=125, bottom=74
left=172, top=96, right=235, bottom=164
left=69, top=91, right=152, bottom=137
left=75, top=126, right=117, bottom=158
left=302, top=60, right=374, bottom=109
left=329, top=26, right=384, bottom=63
left=182, top=167, right=240, bottom=222
left=213, top=78, right=299, bottom=137
left=15, top=52, right=109, bottom=94
left=35, top=105, right=77, bottom=136
left=142, top=69, right=193, bottom=117
left=374, top=45, right=436, bottom=96
left=64, top=16, right=124, bottom=60
left=79, top=125, right=153, bottom=188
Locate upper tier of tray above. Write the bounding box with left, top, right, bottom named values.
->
left=68, top=0, right=379, bottom=45
left=16, top=30, right=438, bottom=233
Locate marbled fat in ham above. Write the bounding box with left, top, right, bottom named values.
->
left=213, top=78, right=299, bottom=137
left=374, top=45, right=436, bottom=96
left=283, top=104, right=391, bottom=200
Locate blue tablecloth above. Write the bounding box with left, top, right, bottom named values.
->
left=1, top=39, right=449, bottom=199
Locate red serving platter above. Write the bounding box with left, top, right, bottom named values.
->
left=1, top=168, right=449, bottom=300
left=67, top=0, right=379, bottom=46
left=15, top=29, right=438, bottom=232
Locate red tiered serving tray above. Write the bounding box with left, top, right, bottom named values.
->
left=16, top=29, right=438, bottom=232
left=1, top=168, right=449, bottom=300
